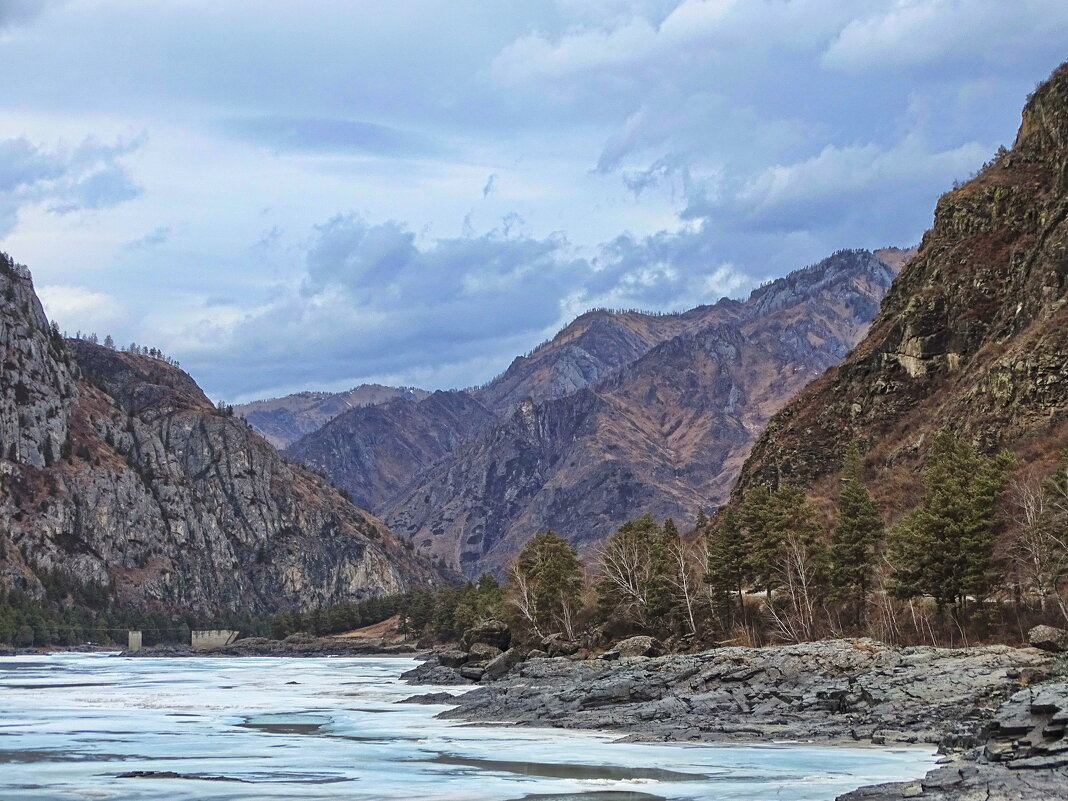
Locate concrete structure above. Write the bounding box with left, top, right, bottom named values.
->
left=127, top=630, right=142, bottom=652
left=191, top=629, right=239, bottom=650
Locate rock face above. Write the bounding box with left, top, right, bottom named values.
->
left=0, top=253, right=442, bottom=614
left=285, top=390, right=496, bottom=511
left=841, top=681, right=1068, bottom=801
left=383, top=249, right=899, bottom=574
left=735, top=63, right=1068, bottom=507
left=436, top=638, right=1051, bottom=745
left=234, top=385, right=429, bottom=449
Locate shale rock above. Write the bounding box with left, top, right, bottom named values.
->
left=440, top=639, right=1051, bottom=746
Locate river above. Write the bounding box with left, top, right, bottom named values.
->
left=0, top=653, right=936, bottom=800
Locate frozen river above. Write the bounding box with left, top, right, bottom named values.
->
left=0, top=653, right=936, bottom=800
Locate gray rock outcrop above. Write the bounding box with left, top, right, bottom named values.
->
left=0, top=253, right=443, bottom=614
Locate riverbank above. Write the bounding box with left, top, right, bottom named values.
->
left=402, top=638, right=1068, bottom=800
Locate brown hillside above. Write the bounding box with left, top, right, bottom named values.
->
left=734, top=62, right=1068, bottom=513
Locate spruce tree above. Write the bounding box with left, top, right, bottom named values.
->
left=890, top=430, right=1012, bottom=616
left=829, top=444, right=884, bottom=627
left=705, top=508, right=748, bottom=629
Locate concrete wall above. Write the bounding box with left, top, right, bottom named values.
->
left=191, top=629, right=239, bottom=649
left=127, top=631, right=142, bottom=652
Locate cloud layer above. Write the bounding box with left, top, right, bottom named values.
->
left=1, top=1, right=1064, bottom=400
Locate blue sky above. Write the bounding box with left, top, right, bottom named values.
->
left=1, top=0, right=1065, bottom=402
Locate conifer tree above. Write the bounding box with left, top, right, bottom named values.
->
left=829, top=444, right=884, bottom=627
left=705, top=508, right=748, bottom=629
left=890, top=430, right=1012, bottom=616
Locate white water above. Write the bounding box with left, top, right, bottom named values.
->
left=0, top=653, right=936, bottom=801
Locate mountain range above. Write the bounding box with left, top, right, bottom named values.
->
left=271, top=247, right=911, bottom=575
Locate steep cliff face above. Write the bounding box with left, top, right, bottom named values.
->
left=0, top=255, right=442, bottom=614
left=384, top=250, right=898, bottom=574
left=235, top=384, right=430, bottom=449
left=284, top=390, right=498, bottom=511
left=734, top=63, right=1068, bottom=505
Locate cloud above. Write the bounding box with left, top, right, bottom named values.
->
left=823, top=0, right=1068, bottom=73
left=0, top=0, right=64, bottom=29
left=38, top=284, right=126, bottom=333
left=0, top=134, right=144, bottom=237
left=172, top=211, right=761, bottom=398
left=482, top=173, right=497, bottom=199
left=222, top=116, right=437, bottom=156
left=124, top=226, right=171, bottom=251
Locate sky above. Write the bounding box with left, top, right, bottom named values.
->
left=1, top=0, right=1065, bottom=403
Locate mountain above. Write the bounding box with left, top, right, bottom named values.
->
left=734, top=62, right=1068, bottom=509
left=285, top=390, right=498, bottom=511
left=381, top=249, right=900, bottom=574
left=473, top=306, right=718, bottom=416
left=0, top=255, right=443, bottom=615
left=234, top=384, right=429, bottom=449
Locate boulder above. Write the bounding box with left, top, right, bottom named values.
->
left=438, top=649, right=468, bottom=668
left=608, top=635, right=664, bottom=659
left=541, top=633, right=579, bottom=656
left=483, top=648, right=524, bottom=681
left=461, top=619, right=511, bottom=651
left=467, top=642, right=503, bottom=662
left=527, top=649, right=549, bottom=660
left=459, top=664, right=486, bottom=681
left=1028, top=625, right=1068, bottom=653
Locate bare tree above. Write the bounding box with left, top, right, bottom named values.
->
left=1009, top=471, right=1068, bottom=623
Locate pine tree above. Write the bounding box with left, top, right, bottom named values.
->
left=829, top=444, right=885, bottom=627
left=740, top=486, right=778, bottom=596
left=890, top=430, right=1012, bottom=616
left=705, top=508, right=748, bottom=629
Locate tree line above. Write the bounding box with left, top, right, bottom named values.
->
left=6, top=430, right=1066, bottom=652
left=398, top=431, right=1068, bottom=650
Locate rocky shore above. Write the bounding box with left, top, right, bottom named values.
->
left=403, top=637, right=1068, bottom=801
left=126, top=633, right=419, bottom=658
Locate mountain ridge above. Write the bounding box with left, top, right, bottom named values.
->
left=0, top=254, right=444, bottom=615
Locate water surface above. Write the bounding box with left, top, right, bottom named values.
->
left=0, top=653, right=936, bottom=800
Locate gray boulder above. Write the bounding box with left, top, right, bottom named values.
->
left=1029, top=625, right=1068, bottom=653
left=462, top=619, right=511, bottom=651
left=468, top=642, right=503, bottom=662
left=541, top=633, right=580, bottom=656
left=438, top=649, right=468, bottom=668
left=605, top=635, right=664, bottom=659
left=459, top=664, right=486, bottom=681
left=483, top=648, right=524, bottom=681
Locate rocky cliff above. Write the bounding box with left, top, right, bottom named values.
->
left=734, top=62, right=1068, bottom=507
left=235, top=384, right=430, bottom=449
left=0, top=254, right=442, bottom=614
left=383, top=249, right=899, bottom=574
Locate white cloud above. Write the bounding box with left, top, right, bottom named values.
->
left=38, top=284, right=126, bottom=333
left=823, top=0, right=1068, bottom=72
